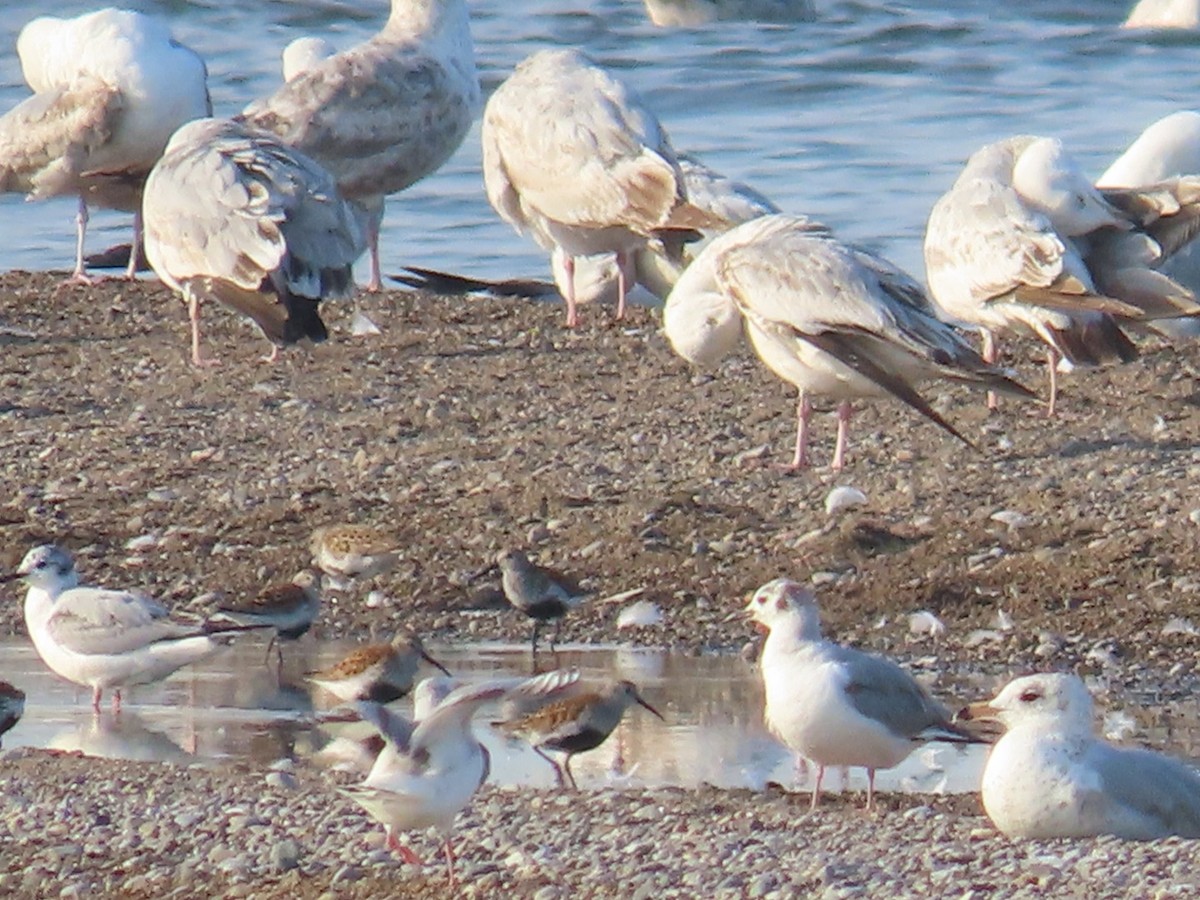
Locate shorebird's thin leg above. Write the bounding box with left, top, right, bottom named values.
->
left=550, top=617, right=563, bottom=652
left=865, top=767, right=877, bottom=812
left=1045, top=347, right=1059, bottom=418
left=981, top=328, right=1000, bottom=411
left=530, top=621, right=541, bottom=658
left=263, top=634, right=279, bottom=668
left=534, top=746, right=566, bottom=787
left=789, top=392, right=812, bottom=470
left=563, top=255, right=579, bottom=327
left=91, top=686, right=103, bottom=714
left=831, top=401, right=852, bottom=471
left=562, top=754, right=579, bottom=791
left=810, top=764, right=825, bottom=810
left=124, top=211, right=144, bottom=280
left=614, top=250, right=628, bottom=321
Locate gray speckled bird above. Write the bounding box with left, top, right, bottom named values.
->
left=496, top=549, right=590, bottom=655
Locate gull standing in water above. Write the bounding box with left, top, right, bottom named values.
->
left=0, top=8, right=210, bottom=282
left=240, top=0, right=480, bottom=291
left=924, top=135, right=1200, bottom=414
left=664, top=214, right=1032, bottom=470
left=341, top=673, right=567, bottom=885
left=748, top=578, right=982, bottom=810
left=142, top=118, right=366, bottom=366
left=482, top=48, right=716, bottom=328
left=961, top=673, right=1200, bottom=839
left=3, top=545, right=251, bottom=712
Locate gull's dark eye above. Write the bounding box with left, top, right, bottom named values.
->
left=1019, top=689, right=1041, bottom=703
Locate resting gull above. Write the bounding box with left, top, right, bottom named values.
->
left=961, top=672, right=1200, bottom=839
left=924, top=135, right=1200, bottom=414
left=748, top=578, right=982, bottom=810
left=664, top=213, right=1033, bottom=470
left=2, top=545, right=250, bottom=712
left=0, top=8, right=210, bottom=282
left=142, top=117, right=366, bottom=366
left=482, top=48, right=717, bottom=328
left=240, top=0, right=480, bottom=292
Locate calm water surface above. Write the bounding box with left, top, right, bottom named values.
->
left=3, top=637, right=1200, bottom=797
left=1, top=1, right=1198, bottom=286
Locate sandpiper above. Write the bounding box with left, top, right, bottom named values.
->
left=497, top=679, right=663, bottom=790
left=310, top=524, right=402, bottom=585
left=0, top=681, right=25, bottom=747
left=215, top=570, right=321, bottom=666
left=748, top=578, right=982, bottom=810
left=496, top=549, right=590, bottom=655
left=306, top=632, right=450, bottom=704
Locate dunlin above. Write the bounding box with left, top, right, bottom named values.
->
left=306, top=633, right=449, bottom=704
left=215, top=570, right=321, bottom=666
left=310, top=524, right=402, bottom=584
left=0, top=681, right=24, bottom=747
left=496, top=549, right=589, bottom=655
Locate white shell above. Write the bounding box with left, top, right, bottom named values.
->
left=907, top=610, right=946, bottom=638
left=616, top=600, right=663, bottom=629
left=824, top=486, right=868, bottom=517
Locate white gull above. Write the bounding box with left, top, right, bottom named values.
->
left=3, top=545, right=246, bottom=712
left=962, top=672, right=1200, bottom=839
left=748, top=578, right=981, bottom=810
left=664, top=213, right=1033, bottom=470
left=924, top=135, right=1200, bottom=415
left=0, top=8, right=210, bottom=282
left=142, top=117, right=366, bottom=366
left=482, top=48, right=716, bottom=328
left=240, top=0, right=480, bottom=292
left=1123, top=0, right=1200, bottom=29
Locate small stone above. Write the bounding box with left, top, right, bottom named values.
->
left=270, top=840, right=301, bottom=872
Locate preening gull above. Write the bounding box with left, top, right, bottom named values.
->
left=482, top=48, right=717, bottom=328
left=0, top=8, right=210, bottom=281
left=240, top=0, right=480, bottom=291
left=142, top=118, right=366, bottom=366
left=961, top=673, right=1200, bottom=839
left=1100, top=110, right=1200, bottom=338
left=924, top=135, right=1200, bottom=414
left=2, top=545, right=247, bottom=712
left=748, top=578, right=982, bottom=810
left=664, top=214, right=1033, bottom=470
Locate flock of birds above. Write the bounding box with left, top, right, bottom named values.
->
left=4, top=0, right=1200, bottom=882
left=6, top=4, right=1200, bottom=469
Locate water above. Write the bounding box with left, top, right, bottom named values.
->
left=2, top=1, right=1198, bottom=286
left=4, top=637, right=1200, bottom=797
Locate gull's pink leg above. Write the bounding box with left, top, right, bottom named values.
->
left=443, top=839, right=457, bottom=887
left=123, top=211, right=144, bottom=280
left=260, top=344, right=281, bottom=364
left=64, top=198, right=97, bottom=286
left=831, top=401, right=852, bottom=471
left=789, top=392, right=813, bottom=470
left=981, top=328, right=999, bottom=411
left=91, top=686, right=102, bottom=713
left=810, top=764, right=825, bottom=810
left=112, top=689, right=122, bottom=714
left=187, top=290, right=220, bottom=367
left=365, top=216, right=382, bottom=292
left=866, top=767, right=876, bottom=811
left=793, top=753, right=810, bottom=786
left=386, top=830, right=425, bottom=865
left=563, top=255, right=579, bottom=327
left=614, top=250, right=628, bottom=321
left=1045, top=347, right=1059, bottom=418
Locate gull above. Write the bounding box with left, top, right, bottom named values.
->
left=495, top=679, right=664, bottom=790
left=309, top=523, right=402, bottom=585
left=0, top=8, right=210, bottom=282
left=1100, top=110, right=1200, bottom=338
left=240, top=0, right=480, bottom=292
left=747, top=578, right=982, bottom=810
left=643, top=0, right=817, bottom=27
left=664, top=213, right=1034, bottom=470
left=306, top=632, right=450, bottom=703
left=924, top=135, right=1200, bottom=415
left=214, top=570, right=321, bottom=666
left=0, top=681, right=24, bottom=747
left=1122, top=0, right=1200, bottom=29
left=2, top=545, right=253, bottom=712
left=482, top=48, right=717, bottom=328
left=142, top=117, right=365, bottom=366
left=960, top=673, right=1200, bottom=839
left=340, top=673, right=567, bottom=885
left=496, top=549, right=590, bottom=655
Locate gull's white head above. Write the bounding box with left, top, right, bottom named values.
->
left=1011, top=138, right=1127, bottom=237
left=9, top=545, right=79, bottom=594
left=746, top=578, right=822, bottom=640
left=977, top=673, right=1095, bottom=735
left=282, top=36, right=335, bottom=82
left=412, top=675, right=459, bottom=719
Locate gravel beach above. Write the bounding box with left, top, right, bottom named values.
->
left=3, top=271, right=1200, bottom=896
